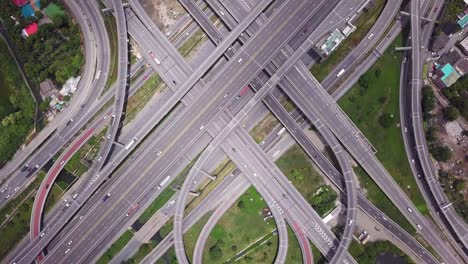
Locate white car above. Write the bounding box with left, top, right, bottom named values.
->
left=67, top=240, right=73, bottom=246
left=98, top=156, right=102, bottom=162
left=407, top=207, right=413, bottom=213
left=417, top=224, right=422, bottom=230
left=65, top=248, right=71, bottom=254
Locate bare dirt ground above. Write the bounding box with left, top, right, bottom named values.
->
left=139, top=0, right=186, bottom=32
left=432, top=98, right=468, bottom=199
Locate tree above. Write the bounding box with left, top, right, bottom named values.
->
left=375, top=68, right=382, bottom=78
left=378, top=113, right=393, bottom=128
left=430, top=145, right=452, bottom=162
left=422, top=86, right=435, bottom=116
left=39, top=98, right=51, bottom=112
left=209, top=244, right=222, bottom=260
left=231, top=245, right=238, bottom=251
left=237, top=200, right=244, bottom=209
left=444, top=106, right=460, bottom=121
left=426, top=126, right=437, bottom=142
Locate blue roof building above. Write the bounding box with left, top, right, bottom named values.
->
left=458, top=14, right=468, bottom=28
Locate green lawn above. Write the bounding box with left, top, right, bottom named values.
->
left=310, top=0, right=386, bottom=81
left=285, top=225, right=302, bottom=263
left=184, top=212, right=212, bottom=261
left=348, top=239, right=413, bottom=264
left=275, top=145, right=338, bottom=216
left=44, top=183, right=64, bottom=213
left=138, top=187, right=175, bottom=224
left=233, top=231, right=278, bottom=263
left=97, top=230, right=134, bottom=264
left=311, top=242, right=326, bottom=264
left=338, top=33, right=428, bottom=215
left=202, top=186, right=276, bottom=263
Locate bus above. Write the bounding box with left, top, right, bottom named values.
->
left=277, top=127, right=286, bottom=136
left=158, top=176, right=171, bottom=189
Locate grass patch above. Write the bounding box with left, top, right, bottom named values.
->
left=275, top=145, right=337, bottom=216
left=185, top=159, right=236, bottom=214
left=285, top=224, right=303, bottom=263
left=232, top=231, right=278, bottom=263
left=338, top=33, right=428, bottom=215
left=355, top=166, right=415, bottom=234
left=310, top=0, right=386, bottom=81
left=348, top=239, right=413, bottom=264
left=44, top=183, right=64, bottom=213
left=184, top=212, right=212, bottom=261
left=178, top=29, right=207, bottom=58
left=100, top=1, right=118, bottom=90
left=202, top=187, right=276, bottom=263
left=124, top=74, right=165, bottom=125
left=311, top=242, right=326, bottom=264
left=138, top=187, right=175, bottom=224
left=155, top=246, right=177, bottom=264
left=249, top=113, right=279, bottom=143
left=96, top=229, right=134, bottom=264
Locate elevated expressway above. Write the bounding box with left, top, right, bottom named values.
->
left=409, top=0, right=468, bottom=256
left=9, top=0, right=288, bottom=262
left=9, top=0, right=129, bottom=262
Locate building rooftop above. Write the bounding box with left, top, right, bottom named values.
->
left=439, top=49, right=462, bottom=65
left=440, top=64, right=461, bottom=87
left=458, top=14, right=468, bottom=28
left=455, top=58, right=468, bottom=75
left=320, top=29, right=345, bottom=55
left=12, top=0, right=28, bottom=7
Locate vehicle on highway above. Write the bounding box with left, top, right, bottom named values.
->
left=417, top=224, right=422, bottom=230
left=155, top=149, right=162, bottom=156
left=367, top=33, right=374, bottom=39
left=336, top=68, right=346, bottom=77
left=220, top=10, right=225, bottom=16
left=238, top=58, right=243, bottom=63
left=95, top=70, right=101, bottom=79
left=200, top=125, right=205, bottom=130
left=157, top=176, right=171, bottom=190
left=148, top=50, right=161, bottom=64
left=277, top=127, right=286, bottom=136
left=103, top=193, right=111, bottom=202
left=20, top=165, right=29, bottom=172
left=66, top=119, right=74, bottom=126
left=97, top=156, right=102, bottom=162
left=125, top=138, right=136, bottom=150
left=25, top=165, right=39, bottom=178
left=67, top=240, right=73, bottom=246
left=126, top=203, right=140, bottom=217
left=5, top=194, right=10, bottom=200
left=143, top=75, right=148, bottom=80
left=65, top=248, right=70, bottom=254
left=407, top=207, right=413, bottom=213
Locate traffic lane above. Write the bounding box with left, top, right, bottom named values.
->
left=42, top=0, right=328, bottom=260
left=178, top=0, right=224, bottom=44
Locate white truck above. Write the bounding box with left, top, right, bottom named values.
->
left=158, top=176, right=171, bottom=189
left=336, top=68, right=346, bottom=78
left=277, top=127, right=286, bottom=136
